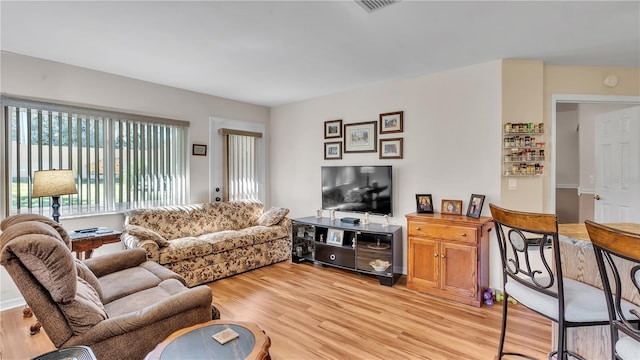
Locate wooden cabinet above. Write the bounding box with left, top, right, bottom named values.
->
left=405, top=213, right=493, bottom=307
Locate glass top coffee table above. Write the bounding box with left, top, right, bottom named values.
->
left=145, top=320, right=271, bottom=360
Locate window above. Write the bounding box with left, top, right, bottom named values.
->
left=219, top=128, right=262, bottom=201
left=2, top=96, right=189, bottom=218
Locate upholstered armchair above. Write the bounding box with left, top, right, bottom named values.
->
left=0, top=214, right=216, bottom=360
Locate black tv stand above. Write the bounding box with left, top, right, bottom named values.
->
left=291, top=216, right=403, bottom=286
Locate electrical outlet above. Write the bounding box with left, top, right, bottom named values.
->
left=508, top=178, right=517, bottom=191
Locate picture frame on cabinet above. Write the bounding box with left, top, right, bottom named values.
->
left=324, top=119, right=342, bottom=139
left=415, top=194, right=433, bottom=214
left=379, top=111, right=403, bottom=134
left=466, top=194, right=485, bottom=219
left=379, top=138, right=403, bottom=159
left=344, top=121, right=377, bottom=153
left=326, top=228, right=344, bottom=246
left=324, top=142, right=342, bottom=160
left=441, top=199, right=463, bottom=215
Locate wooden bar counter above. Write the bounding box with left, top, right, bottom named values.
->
left=557, top=223, right=640, bottom=359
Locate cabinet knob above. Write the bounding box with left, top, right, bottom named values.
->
left=434, top=253, right=438, bottom=257
left=461, top=233, right=467, bottom=237
left=330, top=254, right=336, bottom=261
left=441, top=255, right=446, bottom=258
left=416, top=227, right=421, bottom=231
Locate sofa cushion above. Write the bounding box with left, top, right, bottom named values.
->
left=59, top=277, right=107, bottom=335
left=257, top=207, right=289, bottom=227
left=244, top=225, right=290, bottom=245
left=125, top=224, right=170, bottom=247
left=103, top=278, right=188, bottom=317
left=159, top=236, right=216, bottom=265
left=99, top=266, right=168, bottom=304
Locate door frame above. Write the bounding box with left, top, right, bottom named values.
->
left=549, top=94, right=640, bottom=213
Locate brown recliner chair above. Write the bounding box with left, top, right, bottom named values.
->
left=1, top=214, right=216, bottom=360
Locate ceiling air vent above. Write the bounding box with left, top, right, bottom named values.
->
left=355, top=0, right=399, bottom=13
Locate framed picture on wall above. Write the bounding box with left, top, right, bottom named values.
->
left=379, top=111, right=403, bottom=134
left=324, top=119, right=343, bottom=139
left=192, top=144, right=207, bottom=156
left=344, top=121, right=377, bottom=153
left=324, top=141, right=342, bottom=160
left=379, top=138, right=403, bottom=159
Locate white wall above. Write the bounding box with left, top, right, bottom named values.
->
left=270, top=60, right=504, bottom=288
left=0, top=52, right=270, bottom=309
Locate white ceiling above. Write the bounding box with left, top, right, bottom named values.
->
left=1, top=1, right=639, bottom=107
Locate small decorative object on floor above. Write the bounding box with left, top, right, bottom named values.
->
left=316, top=209, right=322, bottom=218
left=23, top=306, right=33, bottom=318
left=495, top=290, right=518, bottom=304
left=363, top=212, right=370, bottom=225
left=483, top=288, right=494, bottom=306
left=382, top=215, right=390, bottom=227
left=331, top=210, right=336, bottom=221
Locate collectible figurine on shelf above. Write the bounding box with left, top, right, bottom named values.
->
left=382, top=214, right=390, bottom=227
left=316, top=209, right=322, bottom=219
left=331, top=210, right=336, bottom=221
left=363, top=212, right=370, bottom=225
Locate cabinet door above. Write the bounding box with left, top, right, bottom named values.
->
left=440, top=242, right=477, bottom=299
left=408, top=237, right=440, bottom=289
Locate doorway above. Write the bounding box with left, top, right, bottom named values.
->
left=551, top=95, right=640, bottom=223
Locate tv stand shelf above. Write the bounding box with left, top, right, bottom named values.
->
left=291, top=216, right=403, bottom=286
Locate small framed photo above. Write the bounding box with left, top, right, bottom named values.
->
left=192, top=144, right=207, bottom=156
left=379, top=138, right=403, bottom=159
left=416, top=194, right=433, bottom=214
left=344, top=121, right=377, bottom=153
left=466, top=194, right=486, bottom=219
left=327, top=228, right=344, bottom=246
left=324, top=141, right=342, bottom=160
left=441, top=199, right=463, bottom=215
left=379, top=111, right=403, bottom=134
left=324, top=119, right=342, bottom=139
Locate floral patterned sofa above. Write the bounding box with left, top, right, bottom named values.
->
left=121, top=200, right=291, bottom=287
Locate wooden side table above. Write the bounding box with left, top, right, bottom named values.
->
left=145, top=320, right=271, bottom=360
left=69, top=229, right=122, bottom=260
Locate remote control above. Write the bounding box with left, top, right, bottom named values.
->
left=75, top=227, right=98, bottom=233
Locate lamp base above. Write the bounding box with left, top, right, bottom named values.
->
left=51, top=195, right=61, bottom=223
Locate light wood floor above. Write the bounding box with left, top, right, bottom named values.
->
left=1, top=261, right=551, bottom=359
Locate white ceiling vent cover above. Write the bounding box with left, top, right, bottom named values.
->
left=355, top=0, right=399, bottom=13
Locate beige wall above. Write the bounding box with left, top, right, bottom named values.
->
left=271, top=60, right=504, bottom=288
left=500, top=60, right=545, bottom=212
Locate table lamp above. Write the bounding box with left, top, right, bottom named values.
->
left=32, top=169, right=78, bottom=222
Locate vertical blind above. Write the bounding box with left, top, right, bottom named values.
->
left=2, top=96, right=188, bottom=217
left=219, top=129, right=262, bottom=201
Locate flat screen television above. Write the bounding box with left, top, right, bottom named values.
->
left=321, top=165, right=393, bottom=216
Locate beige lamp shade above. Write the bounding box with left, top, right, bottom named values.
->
left=32, top=170, right=78, bottom=197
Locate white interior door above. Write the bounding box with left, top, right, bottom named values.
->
left=594, top=106, right=640, bottom=222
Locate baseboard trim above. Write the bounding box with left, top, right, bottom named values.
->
left=0, top=297, right=26, bottom=312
